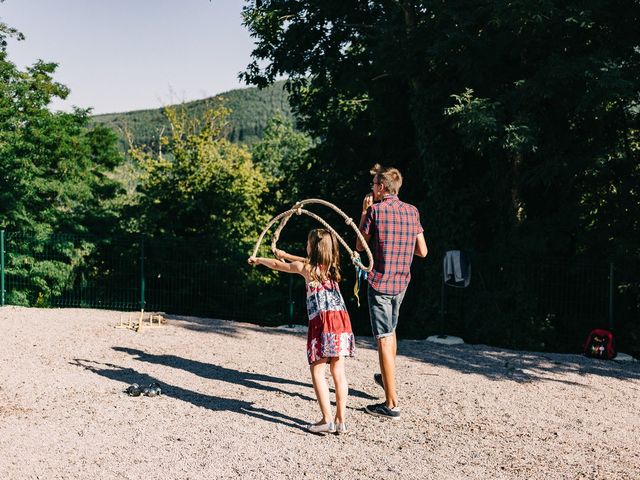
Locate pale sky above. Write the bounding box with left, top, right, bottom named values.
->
left=1, top=0, right=257, bottom=114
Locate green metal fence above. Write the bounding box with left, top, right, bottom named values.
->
left=0, top=230, right=4, bottom=306
left=0, top=230, right=290, bottom=324
left=0, top=230, right=637, bottom=353
left=440, top=255, right=616, bottom=351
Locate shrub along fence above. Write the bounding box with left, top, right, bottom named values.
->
left=0, top=230, right=289, bottom=325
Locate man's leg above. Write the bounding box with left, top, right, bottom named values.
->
left=375, top=288, right=405, bottom=407
left=378, top=332, right=397, bottom=408
left=366, top=286, right=402, bottom=418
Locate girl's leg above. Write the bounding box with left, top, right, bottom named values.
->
left=309, top=358, right=332, bottom=424
left=329, top=356, right=348, bottom=424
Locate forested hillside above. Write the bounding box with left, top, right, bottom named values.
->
left=91, top=81, right=293, bottom=150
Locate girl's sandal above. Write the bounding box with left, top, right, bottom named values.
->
left=335, top=423, right=348, bottom=435
left=306, top=422, right=336, bottom=434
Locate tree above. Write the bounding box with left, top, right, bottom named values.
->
left=251, top=112, right=313, bottom=207
left=241, top=0, right=640, bottom=349
left=124, top=103, right=283, bottom=319
left=0, top=19, right=125, bottom=305
left=129, top=102, right=270, bottom=255
left=0, top=55, right=123, bottom=233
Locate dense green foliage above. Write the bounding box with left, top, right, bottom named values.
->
left=252, top=112, right=314, bottom=208
left=0, top=59, right=122, bottom=235
left=0, top=11, right=310, bottom=318
left=0, top=15, right=126, bottom=306
left=91, top=81, right=294, bottom=151
left=128, top=103, right=270, bottom=250
left=118, top=103, right=287, bottom=319
left=242, top=0, right=640, bottom=351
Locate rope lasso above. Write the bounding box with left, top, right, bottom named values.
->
left=251, top=198, right=373, bottom=273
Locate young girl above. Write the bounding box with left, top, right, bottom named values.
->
left=248, top=228, right=355, bottom=434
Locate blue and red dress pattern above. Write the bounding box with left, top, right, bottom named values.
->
left=306, top=279, right=355, bottom=364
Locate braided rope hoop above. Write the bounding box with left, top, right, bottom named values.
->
left=251, top=198, right=373, bottom=272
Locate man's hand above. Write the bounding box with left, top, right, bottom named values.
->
left=248, top=256, right=258, bottom=265
left=357, top=193, right=374, bottom=252
left=362, top=193, right=374, bottom=215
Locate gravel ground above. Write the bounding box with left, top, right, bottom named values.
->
left=0, top=306, right=638, bottom=479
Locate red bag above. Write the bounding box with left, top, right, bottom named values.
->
left=583, top=329, right=616, bottom=360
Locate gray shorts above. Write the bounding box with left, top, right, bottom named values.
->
left=367, top=285, right=407, bottom=339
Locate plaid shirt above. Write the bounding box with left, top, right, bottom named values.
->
left=360, top=195, right=424, bottom=295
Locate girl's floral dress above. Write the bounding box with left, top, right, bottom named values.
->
left=305, top=278, right=355, bottom=364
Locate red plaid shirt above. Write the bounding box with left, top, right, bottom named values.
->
left=360, top=195, right=424, bottom=295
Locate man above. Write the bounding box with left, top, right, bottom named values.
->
left=356, top=163, right=428, bottom=419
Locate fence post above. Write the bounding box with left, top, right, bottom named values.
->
left=439, top=280, right=445, bottom=334
left=608, top=262, right=614, bottom=331
left=140, top=236, right=146, bottom=311
left=1, top=230, right=4, bottom=306
left=288, top=275, right=294, bottom=327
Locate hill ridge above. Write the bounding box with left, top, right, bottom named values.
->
left=91, top=80, right=293, bottom=150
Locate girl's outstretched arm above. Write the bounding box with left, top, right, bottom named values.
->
left=274, top=249, right=306, bottom=262
left=248, top=256, right=306, bottom=276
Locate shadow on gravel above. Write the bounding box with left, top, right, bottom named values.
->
left=112, top=347, right=376, bottom=401
left=160, top=314, right=640, bottom=384
left=397, top=340, right=640, bottom=384
left=71, top=358, right=309, bottom=431
left=165, top=315, right=309, bottom=339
